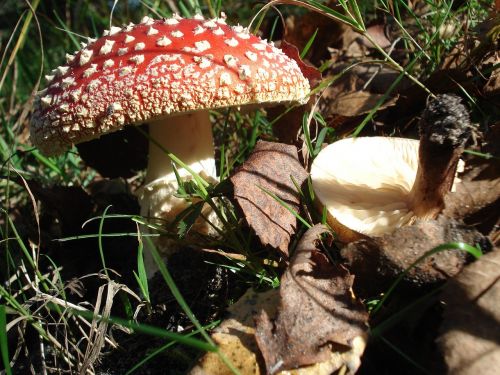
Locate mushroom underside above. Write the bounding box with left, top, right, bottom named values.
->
left=312, top=137, right=422, bottom=236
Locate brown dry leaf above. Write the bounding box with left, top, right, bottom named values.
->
left=329, top=91, right=399, bottom=117
left=280, top=40, right=322, bottom=87
left=437, top=248, right=500, bottom=374
left=361, top=24, right=391, bottom=49
left=318, top=65, right=408, bottom=136
left=190, top=288, right=367, bottom=375
left=269, top=99, right=313, bottom=146
left=189, top=288, right=277, bottom=375
left=483, top=57, right=500, bottom=97
left=255, top=224, right=369, bottom=374
left=191, top=262, right=367, bottom=374
left=230, top=141, right=308, bottom=256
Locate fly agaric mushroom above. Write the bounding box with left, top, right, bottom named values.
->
left=30, top=14, right=310, bottom=273
left=311, top=94, right=472, bottom=243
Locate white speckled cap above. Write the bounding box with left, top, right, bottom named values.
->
left=30, top=15, right=310, bottom=156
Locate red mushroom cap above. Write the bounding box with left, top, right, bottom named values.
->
left=30, top=15, right=310, bottom=156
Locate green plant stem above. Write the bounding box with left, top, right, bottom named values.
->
left=0, top=305, right=12, bottom=375
left=98, top=206, right=112, bottom=280
left=204, top=0, right=216, bottom=18
left=361, top=32, right=434, bottom=97
left=0, top=0, right=41, bottom=93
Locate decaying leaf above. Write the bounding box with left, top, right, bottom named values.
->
left=189, top=288, right=277, bottom=375
left=284, top=1, right=347, bottom=65
left=269, top=100, right=314, bottom=146
left=444, top=176, right=500, bottom=237
left=361, top=24, right=392, bottom=49
left=437, top=248, right=500, bottom=374
left=341, top=217, right=491, bottom=295
left=255, top=224, right=369, bottom=374
left=483, top=64, right=500, bottom=97
left=231, top=141, right=308, bottom=256
left=280, top=40, right=322, bottom=87
left=191, top=226, right=368, bottom=375
left=317, top=65, right=408, bottom=136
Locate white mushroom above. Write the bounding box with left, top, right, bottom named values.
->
left=311, top=94, right=472, bottom=242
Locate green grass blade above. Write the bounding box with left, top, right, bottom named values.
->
left=269, top=16, right=280, bottom=40
left=135, top=127, right=209, bottom=196
left=214, top=0, right=222, bottom=17
left=98, top=205, right=112, bottom=279
left=257, top=185, right=312, bottom=229
left=52, top=10, right=80, bottom=49
left=136, top=233, right=150, bottom=303
left=146, top=236, right=213, bottom=342
left=352, top=60, right=417, bottom=136
left=21, top=147, right=64, bottom=177
left=302, top=111, right=315, bottom=158
left=56, top=232, right=158, bottom=242
left=178, top=1, right=192, bottom=18
left=464, top=150, right=498, bottom=160
left=64, top=305, right=215, bottom=352
left=370, top=287, right=441, bottom=337
left=380, top=335, right=432, bottom=374
left=313, top=126, right=329, bottom=157
left=0, top=0, right=41, bottom=93
left=0, top=305, right=12, bottom=375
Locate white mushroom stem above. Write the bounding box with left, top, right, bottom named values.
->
left=145, top=111, right=217, bottom=183
left=139, top=111, right=220, bottom=278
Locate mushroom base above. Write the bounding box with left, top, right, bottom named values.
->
left=139, top=172, right=221, bottom=278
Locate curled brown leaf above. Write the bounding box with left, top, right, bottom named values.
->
left=255, top=224, right=369, bottom=374
left=231, top=141, right=309, bottom=256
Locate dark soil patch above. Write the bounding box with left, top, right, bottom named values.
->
left=96, top=249, right=244, bottom=375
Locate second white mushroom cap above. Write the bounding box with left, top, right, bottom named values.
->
left=311, top=137, right=421, bottom=239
